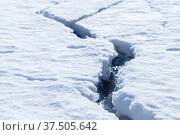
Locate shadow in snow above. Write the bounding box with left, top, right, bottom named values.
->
left=15, top=74, right=57, bottom=81
left=97, top=39, right=135, bottom=120
left=167, top=48, right=180, bottom=51
left=72, top=0, right=123, bottom=23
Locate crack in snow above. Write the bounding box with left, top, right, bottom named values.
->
left=36, top=1, right=135, bottom=119
left=72, top=0, right=123, bottom=23
left=36, top=11, right=96, bottom=39
left=36, top=0, right=124, bottom=39
left=97, top=40, right=134, bottom=120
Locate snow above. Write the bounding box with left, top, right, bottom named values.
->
left=76, top=0, right=180, bottom=119
left=1, top=0, right=180, bottom=120
left=0, top=0, right=117, bottom=119
left=40, top=0, right=121, bottom=22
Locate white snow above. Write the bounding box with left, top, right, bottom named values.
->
left=76, top=0, right=180, bottom=119
left=40, top=0, right=121, bottom=22
left=0, top=0, right=117, bottom=120
left=1, top=0, right=180, bottom=120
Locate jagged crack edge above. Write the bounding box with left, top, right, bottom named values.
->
left=36, top=6, right=135, bottom=120
left=97, top=40, right=135, bottom=120
left=36, top=11, right=96, bottom=39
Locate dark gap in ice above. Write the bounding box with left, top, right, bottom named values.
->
left=37, top=7, right=135, bottom=120
left=36, top=0, right=123, bottom=38
left=97, top=40, right=134, bottom=120
left=36, top=11, right=96, bottom=39
left=71, top=24, right=96, bottom=39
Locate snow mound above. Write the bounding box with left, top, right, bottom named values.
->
left=112, top=92, right=156, bottom=120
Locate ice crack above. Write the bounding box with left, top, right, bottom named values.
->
left=97, top=40, right=134, bottom=120
left=72, top=0, right=123, bottom=23
left=36, top=1, right=135, bottom=119
left=36, top=11, right=96, bottom=39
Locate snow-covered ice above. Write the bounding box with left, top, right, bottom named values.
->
left=77, top=0, right=180, bottom=119
left=0, top=0, right=118, bottom=119
left=39, top=0, right=121, bottom=22
left=1, top=0, right=180, bottom=120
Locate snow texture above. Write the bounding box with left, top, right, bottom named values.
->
left=0, top=0, right=118, bottom=120
left=39, top=0, right=122, bottom=22
left=76, top=0, right=180, bottom=119
left=1, top=0, right=180, bottom=120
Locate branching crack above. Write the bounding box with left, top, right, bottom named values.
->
left=72, top=0, right=123, bottom=23
left=36, top=1, right=135, bottom=120
left=36, top=0, right=124, bottom=39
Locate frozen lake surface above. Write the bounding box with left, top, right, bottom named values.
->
left=0, top=0, right=180, bottom=120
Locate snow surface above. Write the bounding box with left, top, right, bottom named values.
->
left=1, top=0, right=180, bottom=120
left=0, top=0, right=118, bottom=119
left=76, top=0, right=180, bottom=119
left=40, top=0, right=121, bottom=22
